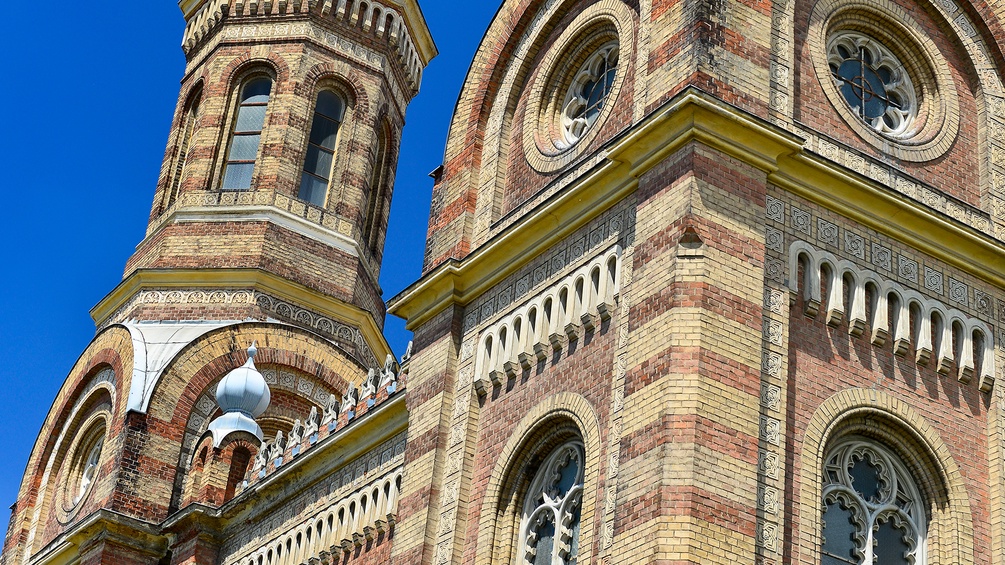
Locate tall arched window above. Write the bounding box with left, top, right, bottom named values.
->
left=519, top=440, right=584, bottom=565
left=166, top=89, right=201, bottom=210
left=222, top=77, right=272, bottom=191
left=821, top=438, right=926, bottom=565
left=363, top=120, right=391, bottom=254
left=298, top=91, right=345, bottom=207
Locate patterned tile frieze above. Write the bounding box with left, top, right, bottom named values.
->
left=101, top=288, right=378, bottom=369
left=756, top=273, right=788, bottom=558
left=600, top=245, right=635, bottom=554
left=463, top=204, right=633, bottom=335
left=764, top=197, right=996, bottom=331
left=807, top=134, right=997, bottom=235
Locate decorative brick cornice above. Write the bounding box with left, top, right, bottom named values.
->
left=180, top=0, right=435, bottom=91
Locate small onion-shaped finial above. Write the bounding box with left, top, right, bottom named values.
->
left=216, top=344, right=271, bottom=417
left=207, top=343, right=272, bottom=447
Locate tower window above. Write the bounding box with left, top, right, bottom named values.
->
left=363, top=121, right=391, bottom=254
left=821, top=438, right=926, bottom=564
left=166, top=91, right=201, bottom=209
left=222, top=77, right=272, bottom=191
left=298, top=91, right=345, bottom=207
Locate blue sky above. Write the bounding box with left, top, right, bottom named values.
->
left=0, top=2, right=499, bottom=515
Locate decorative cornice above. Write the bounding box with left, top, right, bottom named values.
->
left=389, top=88, right=1005, bottom=329
left=179, top=0, right=435, bottom=91
left=90, top=268, right=391, bottom=366
left=29, top=510, right=166, bottom=565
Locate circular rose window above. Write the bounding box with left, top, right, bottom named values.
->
left=828, top=32, right=917, bottom=138
left=809, top=1, right=959, bottom=161
left=65, top=428, right=104, bottom=510
left=560, top=41, right=619, bottom=148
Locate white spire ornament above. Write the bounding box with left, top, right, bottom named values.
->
left=207, top=342, right=272, bottom=447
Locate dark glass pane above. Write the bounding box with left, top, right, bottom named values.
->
left=821, top=500, right=859, bottom=564
left=849, top=456, right=883, bottom=501
left=839, top=81, right=861, bottom=112
left=316, top=91, right=344, bottom=121
left=568, top=498, right=582, bottom=564
left=877, top=67, right=892, bottom=83
left=298, top=173, right=328, bottom=207
left=837, top=45, right=850, bottom=59
left=222, top=163, right=255, bottom=190
left=532, top=516, right=555, bottom=565
left=862, top=48, right=873, bottom=65
left=874, top=517, right=911, bottom=564
left=228, top=134, right=261, bottom=161
left=860, top=67, right=888, bottom=118
left=309, top=116, right=341, bottom=150
left=303, top=145, right=334, bottom=179
left=242, top=78, right=272, bottom=104
left=236, top=105, right=267, bottom=133
left=555, top=456, right=580, bottom=496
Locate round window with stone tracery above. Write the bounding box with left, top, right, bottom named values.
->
left=559, top=41, right=619, bottom=148
left=65, top=427, right=104, bottom=510
left=827, top=32, right=918, bottom=138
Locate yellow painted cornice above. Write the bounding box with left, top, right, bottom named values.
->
left=91, top=268, right=391, bottom=362
left=384, top=0, right=437, bottom=64
left=31, top=510, right=166, bottom=565
left=178, top=0, right=203, bottom=19
left=389, top=88, right=1005, bottom=329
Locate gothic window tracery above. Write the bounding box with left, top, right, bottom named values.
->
left=827, top=32, right=917, bottom=137
left=363, top=120, right=392, bottom=254
left=167, top=88, right=201, bottom=210
left=820, top=438, right=926, bottom=565
left=519, top=440, right=584, bottom=565
left=560, top=42, right=619, bottom=148
left=222, top=77, right=272, bottom=191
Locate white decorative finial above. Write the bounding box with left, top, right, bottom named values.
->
left=207, top=342, right=272, bottom=447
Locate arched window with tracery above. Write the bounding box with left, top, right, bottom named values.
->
left=363, top=119, right=393, bottom=256
left=821, top=438, right=927, bottom=565
left=518, top=440, right=584, bottom=565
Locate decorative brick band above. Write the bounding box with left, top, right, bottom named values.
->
left=182, top=0, right=424, bottom=90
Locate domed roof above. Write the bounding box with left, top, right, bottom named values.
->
left=215, top=342, right=271, bottom=417
left=207, top=343, right=271, bottom=446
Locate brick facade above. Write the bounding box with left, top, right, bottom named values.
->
left=5, top=0, right=1005, bottom=564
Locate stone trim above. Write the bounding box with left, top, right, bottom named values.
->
left=797, top=388, right=976, bottom=565
left=473, top=245, right=621, bottom=394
